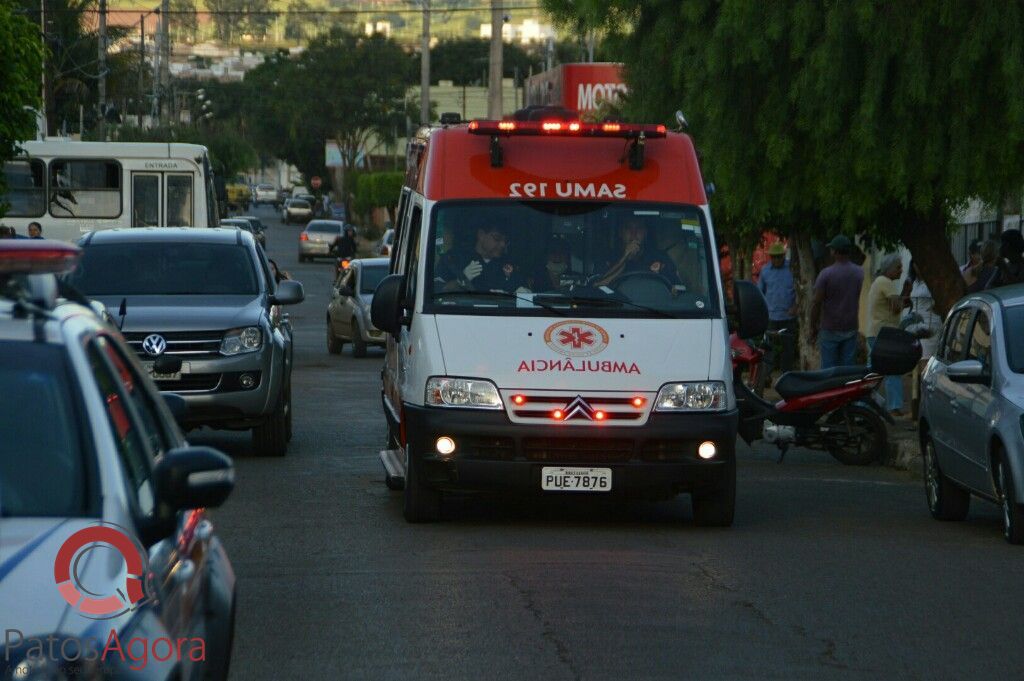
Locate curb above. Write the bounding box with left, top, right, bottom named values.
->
left=885, top=424, right=922, bottom=477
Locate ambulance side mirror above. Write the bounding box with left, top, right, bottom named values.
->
left=371, top=274, right=407, bottom=336
left=733, top=279, right=769, bottom=339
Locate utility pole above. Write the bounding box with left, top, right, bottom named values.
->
left=160, top=0, right=170, bottom=123
left=139, top=15, right=145, bottom=126
left=419, top=0, right=430, bottom=127
left=98, top=0, right=107, bottom=139
left=487, top=0, right=503, bottom=119
left=40, top=0, right=47, bottom=137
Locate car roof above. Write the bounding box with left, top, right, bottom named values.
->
left=306, top=220, right=344, bottom=228
left=83, top=227, right=249, bottom=245
left=962, top=284, right=1024, bottom=309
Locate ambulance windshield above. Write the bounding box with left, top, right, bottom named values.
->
left=426, top=201, right=720, bottom=319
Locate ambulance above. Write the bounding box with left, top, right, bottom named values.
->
left=372, top=110, right=767, bottom=524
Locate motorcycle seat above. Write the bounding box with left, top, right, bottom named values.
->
left=774, top=366, right=874, bottom=400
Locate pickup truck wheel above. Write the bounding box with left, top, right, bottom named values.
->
left=252, top=393, right=287, bottom=457
left=326, top=316, right=343, bottom=354
left=351, top=319, right=368, bottom=358
left=404, top=448, right=441, bottom=522
left=691, top=464, right=735, bottom=527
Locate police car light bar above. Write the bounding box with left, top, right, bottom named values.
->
left=468, top=119, right=667, bottom=139
left=0, top=240, right=81, bottom=275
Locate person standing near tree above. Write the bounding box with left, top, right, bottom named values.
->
left=757, top=241, right=798, bottom=371
left=809, top=235, right=864, bottom=369
left=866, top=254, right=907, bottom=416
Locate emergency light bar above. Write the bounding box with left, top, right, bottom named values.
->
left=468, top=119, right=667, bottom=139
left=0, top=240, right=80, bottom=275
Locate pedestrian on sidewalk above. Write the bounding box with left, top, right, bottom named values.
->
left=757, top=241, right=798, bottom=371
left=867, top=254, right=907, bottom=416
left=903, top=260, right=942, bottom=420
left=961, top=239, right=982, bottom=274
left=810, top=235, right=864, bottom=369
left=965, top=239, right=1000, bottom=292
left=994, top=229, right=1024, bottom=287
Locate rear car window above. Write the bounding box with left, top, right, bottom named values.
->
left=291, top=200, right=310, bottom=209
left=360, top=266, right=388, bottom=294
left=309, top=222, right=342, bottom=234
left=0, top=342, right=95, bottom=516
left=69, top=242, right=260, bottom=296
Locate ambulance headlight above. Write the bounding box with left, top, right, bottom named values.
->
left=425, top=377, right=503, bottom=409
left=654, top=381, right=727, bottom=412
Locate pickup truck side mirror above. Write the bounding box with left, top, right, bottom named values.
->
left=371, top=274, right=407, bottom=336
left=271, top=280, right=304, bottom=305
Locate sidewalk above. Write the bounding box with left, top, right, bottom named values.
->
left=885, top=415, right=923, bottom=476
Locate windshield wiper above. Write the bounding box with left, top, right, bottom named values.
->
left=431, top=290, right=565, bottom=316
left=534, top=292, right=679, bottom=319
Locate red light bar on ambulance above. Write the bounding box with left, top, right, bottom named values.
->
left=0, top=240, right=81, bottom=275
left=468, top=119, right=667, bottom=139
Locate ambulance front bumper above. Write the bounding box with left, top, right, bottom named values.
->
left=400, top=403, right=737, bottom=498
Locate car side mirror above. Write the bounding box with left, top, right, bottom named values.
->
left=948, top=359, right=989, bottom=384
left=271, top=279, right=304, bottom=305
left=733, top=280, right=769, bottom=339
left=153, top=446, right=234, bottom=511
left=161, top=392, right=188, bottom=426
left=371, top=274, right=407, bottom=336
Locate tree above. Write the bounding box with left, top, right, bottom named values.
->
left=544, top=0, right=1024, bottom=325
left=245, top=30, right=412, bottom=212
left=170, top=0, right=198, bottom=44
left=0, top=0, right=43, bottom=214
left=430, top=38, right=538, bottom=86
left=284, top=0, right=311, bottom=42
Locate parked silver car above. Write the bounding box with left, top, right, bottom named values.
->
left=299, top=219, right=345, bottom=262
left=327, top=257, right=388, bottom=357
left=920, top=286, right=1024, bottom=543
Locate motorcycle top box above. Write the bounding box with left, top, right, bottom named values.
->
left=869, top=326, right=922, bottom=375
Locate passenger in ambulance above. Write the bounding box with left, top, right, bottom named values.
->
left=530, top=239, right=580, bottom=291
left=595, top=218, right=679, bottom=288
left=653, top=223, right=705, bottom=293
left=432, top=225, right=464, bottom=287
left=441, top=223, right=528, bottom=292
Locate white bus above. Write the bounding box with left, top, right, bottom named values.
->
left=0, top=140, right=219, bottom=242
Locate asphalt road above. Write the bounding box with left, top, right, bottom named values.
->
left=196, top=206, right=1024, bottom=680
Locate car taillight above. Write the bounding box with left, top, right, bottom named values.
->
left=299, top=233, right=308, bottom=241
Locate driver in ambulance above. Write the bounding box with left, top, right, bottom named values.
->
left=443, top=222, right=528, bottom=292
left=595, top=217, right=679, bottom=287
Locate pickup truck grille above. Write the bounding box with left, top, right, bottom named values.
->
left=124, top=331, right=223, bottom=359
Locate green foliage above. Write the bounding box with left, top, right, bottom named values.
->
left=352, top=171, right=403, bottom=220
left=0, top=0, right=43, bottom=214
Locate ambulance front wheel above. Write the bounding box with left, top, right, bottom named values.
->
left=404, top=447, right=442, bottom=523
left=690, top=463, right=736, bottom=527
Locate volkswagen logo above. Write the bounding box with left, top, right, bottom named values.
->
left=141, top=334, right=167, bottom=357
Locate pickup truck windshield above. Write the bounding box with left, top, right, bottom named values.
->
left=69, top=242, right=260, bottom=295
left=425, top=201, right=719, bottom=319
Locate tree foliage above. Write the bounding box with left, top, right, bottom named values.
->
left=0, top=0, right=43, bottom=213
left=351, top=171, right=402, bottom=219
left=543, top=0, right=1024, bottom=314
left=243, top=30, right=412, bottom=199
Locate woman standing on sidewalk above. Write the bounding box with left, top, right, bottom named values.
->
left=866, top=254, right=907, bottom=416
left=903, top=260, right=943, bottom=419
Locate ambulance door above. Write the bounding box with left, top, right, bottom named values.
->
left=395, top=201, right=424, bottom=407
left=382, top=194, right=421, bottom=429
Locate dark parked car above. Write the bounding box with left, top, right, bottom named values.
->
left=68, top=227, right=304, bottom=456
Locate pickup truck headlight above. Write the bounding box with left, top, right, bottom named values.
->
left=220, top=326, right=263, bottom=355
left=425, top=377, right=503, bottom=409
left=655, top=381, right=727, bottom=412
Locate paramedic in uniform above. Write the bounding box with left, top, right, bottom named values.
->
left=444, top=223, right=527, bottom=292
left=596, top=218, right=679, bottom=287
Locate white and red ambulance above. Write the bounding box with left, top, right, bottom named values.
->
left=372, top=110, right=766, bottom=524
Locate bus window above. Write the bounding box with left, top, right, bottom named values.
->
left=1, top=159, right=46, bottom=217
left=50, top=159, right=121, bottom=218
left=166, top=174, right=193, bottom=227
left=132, top=174, right=160, bottom=227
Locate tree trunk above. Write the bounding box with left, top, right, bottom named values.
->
left=788, top=231, right=820, bottom=370
left=900, top=211, right=965, bottom=318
